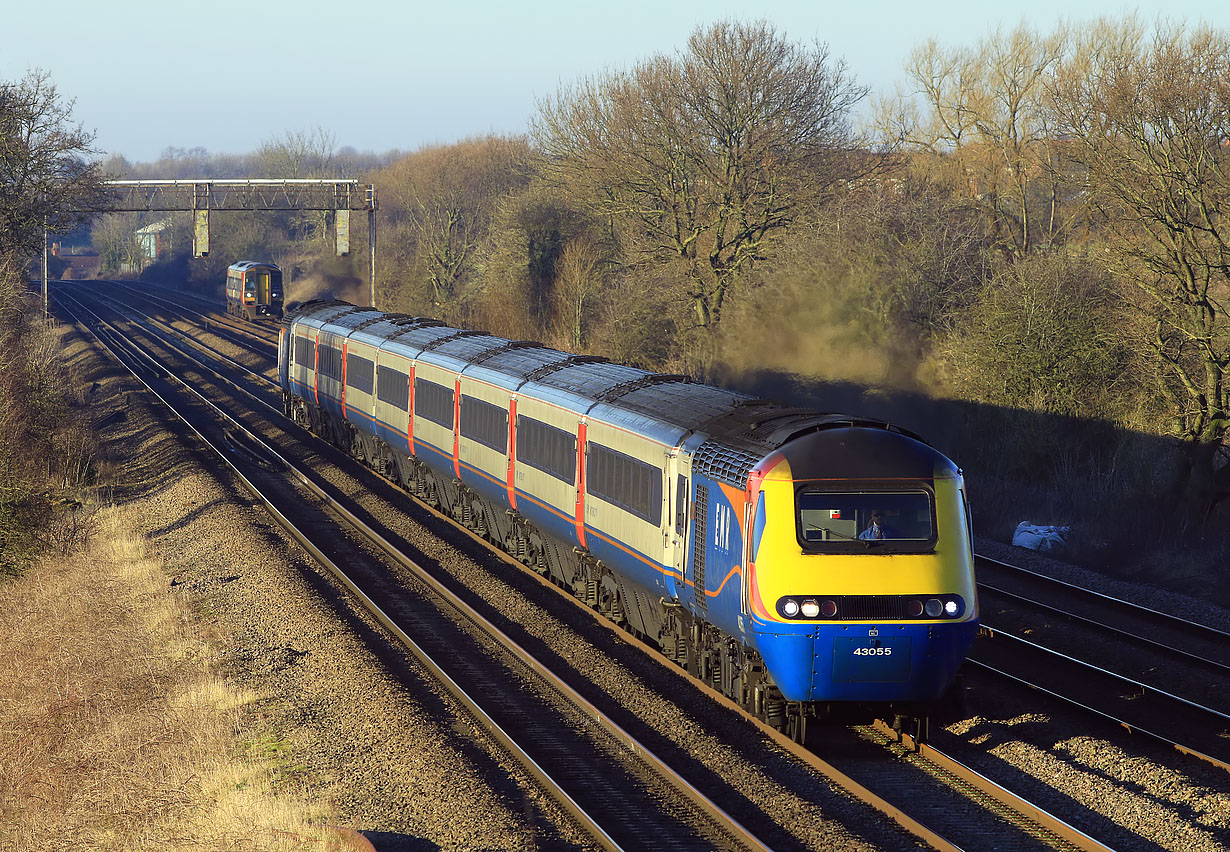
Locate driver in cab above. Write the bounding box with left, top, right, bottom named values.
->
left=858, top=510, right=895, bottom=541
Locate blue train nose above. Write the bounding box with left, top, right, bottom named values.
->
left=753, top=620, right=978, bottom=703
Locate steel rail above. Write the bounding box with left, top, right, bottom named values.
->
left=85, top=279, right=278, bottom=351
left=56, top=291, right=631, bottom=852
left=488, top=545, right=1125, bottom=851
left=867, top=721, right=1115, bottom=852
left=65, top=285, right=277, bottom=390
left=979, top=582, right=1230, bottom=678
left=154, top=281, right=283, bottom=342
left=970, top=627, right=1230, bottom=773
left=57, top=292, right=777, bottom=852
left=975, top=555, right=1230, bottom=657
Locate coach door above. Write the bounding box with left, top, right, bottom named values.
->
left=667, top=449, right=692, bottom=605
left=254, top=271, right=270, bottom=306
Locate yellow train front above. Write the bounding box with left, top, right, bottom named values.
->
left=735, top=425, right=978, bottom=707
left=225, top=261, right=284, bottom=321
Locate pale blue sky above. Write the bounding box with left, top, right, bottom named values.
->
left=6, top=0, right=1223, bottom=163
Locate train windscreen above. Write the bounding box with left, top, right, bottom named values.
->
left=796, top=488, right=935, bottom=551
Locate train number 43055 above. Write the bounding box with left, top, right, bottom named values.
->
left=852, top=646, right=892, bottom=656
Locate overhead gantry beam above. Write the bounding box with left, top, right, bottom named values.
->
left=100, top=179, right=375, bottom=212
left=89, top=179, right=379, bottom=307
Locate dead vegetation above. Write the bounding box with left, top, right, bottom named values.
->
left=0, top=506, right=358, bottom=851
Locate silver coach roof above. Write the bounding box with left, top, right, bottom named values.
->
left=285, top=302, right=899, bottom=454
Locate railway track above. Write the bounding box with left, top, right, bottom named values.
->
left=968, top=626, right=1229, bottom=771
left=57, top=288, right=782, bottom=852
left=977, top=555, right=1230, bottom=668
left=972, top=556, right=1230, bottom=772
left=91, top=278, right=278, bottom=351
left=57, top=279, right=1186, bottom=851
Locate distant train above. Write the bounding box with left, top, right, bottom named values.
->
left=225, top=261, right=283, bottom=321
left=278, top=300, right=979, bottom=741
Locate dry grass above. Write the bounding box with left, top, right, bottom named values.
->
left=0, top=506, right=362, bottom=851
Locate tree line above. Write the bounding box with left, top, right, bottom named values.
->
left=5, top=16, right=1229, bottom=587
left=364, top=18, right=1230, bottom=546
left=0, top=70, right=104, bottom=572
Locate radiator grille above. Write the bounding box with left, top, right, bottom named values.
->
left=835, top=595, right=910, bottom=620
left=692, top=484, right=708, bottom=614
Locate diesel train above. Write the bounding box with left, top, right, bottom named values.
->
left=225, top=261, right=284, bottom=321
left=278, top=300, right=979, bottom=740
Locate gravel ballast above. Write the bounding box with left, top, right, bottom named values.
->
left=74, top=322, right=590, bottom=851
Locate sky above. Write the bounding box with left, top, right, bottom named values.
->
left=5, top=0, right=1225, bottom=164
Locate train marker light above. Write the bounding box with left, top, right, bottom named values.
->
left=907, top=599, right=924, bottom=617
left=820, top=599, right=838, bottom=617
left=800, top=600, right=821, bottom=618
left=925, top=598, right=944, bottom=617
left=945, top=600, right=959, bottom=616
left=782, top=598, right=800, bottom=617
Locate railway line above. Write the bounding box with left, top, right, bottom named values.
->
left=976, top=554, right=1230, bottom=681
left=969, top=627, right=1229, bottom=770
left=972, top=555, right=1229, bottom=771
left=58, top=279, right=1077, bottom=851
left=57, top=278, right=1230, bottom=851
left=94, top=278, right=278, bottom=351
left=57, top=287, right=780, bottom=852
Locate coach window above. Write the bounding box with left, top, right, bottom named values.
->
left=675, top=475, right=688, bottom=536
left=346, top=353, right=375, bottom=395
left=516, top=416, right=576, bottom=484
left=294, top=336, right=315, bottom=370
left=376, top=366, right=410, bottom=411
left=460, top=395, right=508, bottom=453
left=587, top=442, right=663, bottom=525
left=318, top=345, right=342, bottom=380
left=414, top=378, right=455, bottom=428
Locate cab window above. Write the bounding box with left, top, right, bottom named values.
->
left=796, top=488, right=935, bottom=553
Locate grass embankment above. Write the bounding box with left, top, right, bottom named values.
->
left=0, top=505, right=353, bottom=851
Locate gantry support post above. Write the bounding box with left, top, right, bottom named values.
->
left=367, top=184, right=377, bottom=309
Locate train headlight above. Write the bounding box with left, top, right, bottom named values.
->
left=778, top=594, right=963, bottom=619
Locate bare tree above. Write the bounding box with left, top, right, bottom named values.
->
left=1050, top=19, right=1230, bottom=516
left=90, top=212, right=144, bottom=275
left=534, top=20, right=867, bottom=331
left=256, top=127, right=339, bottom=245
left=550, top=238, right=604, bottom=350
left=256, top=126, right=338, bottom=178
left=879, top=24, right=1070, bottom=258
left=384, top=137, right=533, bottom=311
left=0, top=69, right=106, bottom=259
